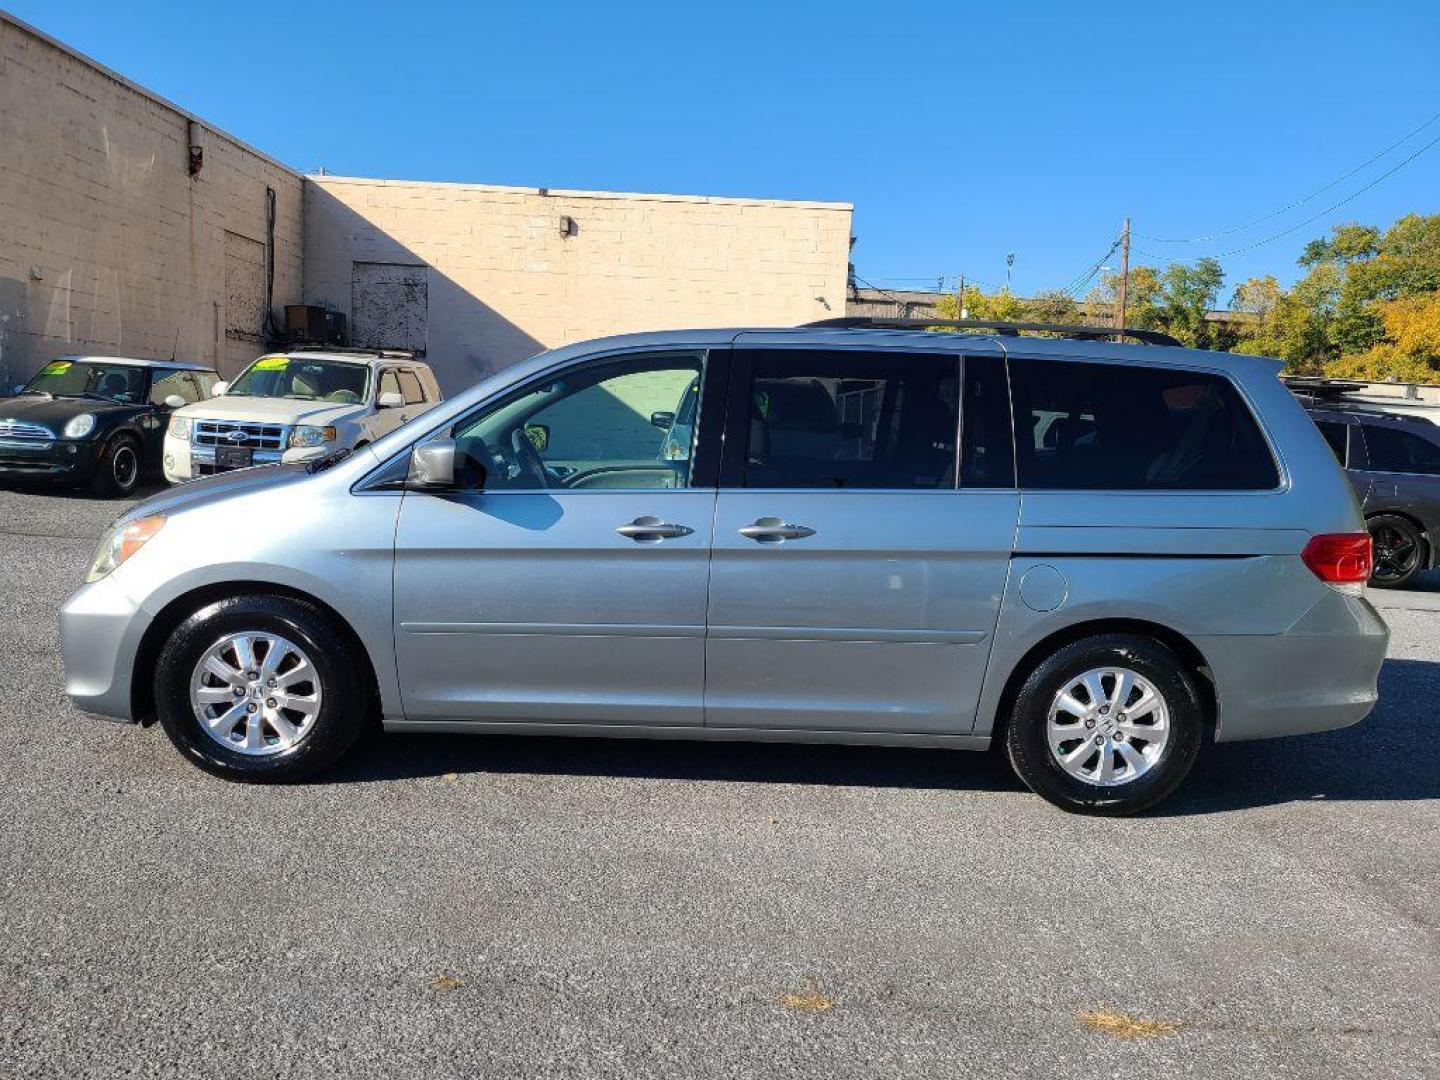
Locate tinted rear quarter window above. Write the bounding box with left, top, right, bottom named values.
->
left=1008, top=358, right=1278, bottom=490
left=1362, top=423, right=1440, bottom=476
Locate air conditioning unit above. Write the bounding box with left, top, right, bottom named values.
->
left=284, top=305, right=346, bottom=345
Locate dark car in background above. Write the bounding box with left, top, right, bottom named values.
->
left=1306, top=404, right=1440, bottom=588
left=0, top=356, right=219, bottom=497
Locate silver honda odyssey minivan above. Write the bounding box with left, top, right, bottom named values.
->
left=60, top=322, right=1389, bottom=814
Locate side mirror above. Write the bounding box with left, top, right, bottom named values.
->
left=407, top=439, right=468, bottom=490
left=523, top=423, right=550, bottom=453
left=163, top=394, right=188, bottom=409
left=650, top=410, right=676, bottom=430
left=10, top=384, right=23, bottom=395
left=211, top=381, right=228, bottom=397
left=378, top=391, right=405, bottom=409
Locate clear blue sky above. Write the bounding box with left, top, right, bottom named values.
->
left=10, top=0, right=1440, bottom=299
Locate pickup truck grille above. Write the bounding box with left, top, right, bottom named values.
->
left=193, top=419, right=287, bottom=451
left=0, top=419, right=55, bottom=440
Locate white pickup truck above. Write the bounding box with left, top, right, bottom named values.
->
left=163, top=348, right=442, bottom=482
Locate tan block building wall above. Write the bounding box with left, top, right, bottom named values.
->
left=1, top=13, right=852, bottom=399
left=0, top=12, right=303, bottom=387
left=304, top=176, right=853, bottom=393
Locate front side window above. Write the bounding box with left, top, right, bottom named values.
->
left=21, top=360, right=144, bottom=403
left=1361, top=423, right=1440, bottom=476
left=740, top=350, right=959, bottom=489
left=226, top=356, right=369, bottom=403
left=1009, top=358, right=1279, bottom=491
left=452, top=351, right=704, bottom=490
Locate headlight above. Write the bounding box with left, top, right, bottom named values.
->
left=63, top=413, right=96, bottom=439
left=289, top=425, right=337, bottom=448
left=86, top=516, right=166, bottom=582
left=168, top=415, right=191, bottom=440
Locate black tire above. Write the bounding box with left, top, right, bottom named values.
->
left=1004, top=634, right=1206, bottom=816
left=153, top=594, right=370, bottom=781
left=1367, top=514, right=1427, bottom=589
left=89, top=434, right=141, bottom=498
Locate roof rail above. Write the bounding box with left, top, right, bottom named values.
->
left=287, top=344, right=416, bottom=359
left=803, top=317, right=1182, bottom=347
left=1280, top=376, right=1369, bottom=401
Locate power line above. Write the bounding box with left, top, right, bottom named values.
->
left=1056, top=237, right=1122, bottom=299
left=1138, top=108, right=1440, bottom=244
left=1135, top=130, right=1440, bottom=263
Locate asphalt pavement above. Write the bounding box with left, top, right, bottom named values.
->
left=0, top=481, right=1435, bottom=1079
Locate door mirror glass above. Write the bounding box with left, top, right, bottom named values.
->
left=408, top=440, right=460, bottom=489
left=650, top=410, right=676, bottom=430
left=378, top=391, right=405, bottom=409
left=211, top=381, right=229, bottom=397
left=523, top=423, right=550, bottom=453
left=163, top=394, right=188, bottom=409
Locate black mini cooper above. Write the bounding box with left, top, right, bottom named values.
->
left=0, top=356, right=219, bottom=497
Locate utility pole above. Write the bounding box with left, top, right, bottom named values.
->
left=1116, top=217, right=1131, bottom=333
left=957, top=273, right=967, bottom=319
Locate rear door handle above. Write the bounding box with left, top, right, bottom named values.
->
left=616, top=516, right=694, bottom=542
left=738, top=517, right=816, bottom=543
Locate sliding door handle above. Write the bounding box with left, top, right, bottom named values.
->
left=738, top=517, right=816, bottom=543
left=616, top=516, right=694, bottom=542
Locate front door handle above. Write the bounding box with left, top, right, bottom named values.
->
left=616, top=516, right=694, bottom=542
left=738, top=517, right=816, bottom=543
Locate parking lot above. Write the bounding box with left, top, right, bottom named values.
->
left=0, top=482, right=1435, bottom=1080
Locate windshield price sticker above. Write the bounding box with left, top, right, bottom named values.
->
left=39, top=361, right=72, bottom=376
left=253, top=356, right=289, bottom=371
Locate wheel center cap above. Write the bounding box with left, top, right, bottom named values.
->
left=1097, top=715, right=1118, bottom=736
left=250, top=683, right=265, bottom=701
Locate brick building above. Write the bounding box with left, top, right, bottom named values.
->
left=0, top=12, right=852, bottom=394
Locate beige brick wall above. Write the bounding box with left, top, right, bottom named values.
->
left=0, top=13, right=303, bottom=387
left=304, top=176, right=852, bottom=394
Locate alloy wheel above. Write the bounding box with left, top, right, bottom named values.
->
left=1046, top=666, right=1170, bottom=787
left=113, top=444, right=138, bottom=489
left=189, top=632, right=322, bottom=756
left=1371, top=522, right=1420, bottom=584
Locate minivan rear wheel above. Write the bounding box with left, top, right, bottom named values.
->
left=1004, top=634, right=1205, bottom=816
left=154, top=594, right=368, bottom=781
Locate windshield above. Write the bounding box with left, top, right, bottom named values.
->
left=226, top=356, right=370, bottom=402
left=22, top=360, right=145, bottom=403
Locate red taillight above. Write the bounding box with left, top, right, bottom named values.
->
left=1301, top=532, right=1372, bottom=584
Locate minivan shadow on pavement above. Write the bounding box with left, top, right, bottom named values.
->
left=328, top=658, right=1438, bottom=812
left=1158, top=657, right=1440, bottom=815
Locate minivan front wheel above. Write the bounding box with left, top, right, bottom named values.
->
left=1005, top=634, right=1205, bottom=816
left=154, top=594, right=368, bottom=781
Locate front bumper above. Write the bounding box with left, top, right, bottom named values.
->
left=0, top=437, right=102, bottom=480
left=60, top=572, right=152, bottom=722
left=164, top=437, right=332, bottom=483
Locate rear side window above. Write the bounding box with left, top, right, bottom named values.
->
left=740, top=350, right=958, bottom=489
left=1314, top=419, right=1349, bottom=466
left=398, top=370, right=427, bottom=404
left=1008, top=358, right=1278, bottom=491
left=961, top=355, right=1014, bottom=487
left=1362, top=423, right=1440, bottom=476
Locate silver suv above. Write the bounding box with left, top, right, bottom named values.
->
left=60, top=322, right=1389, bottom=814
